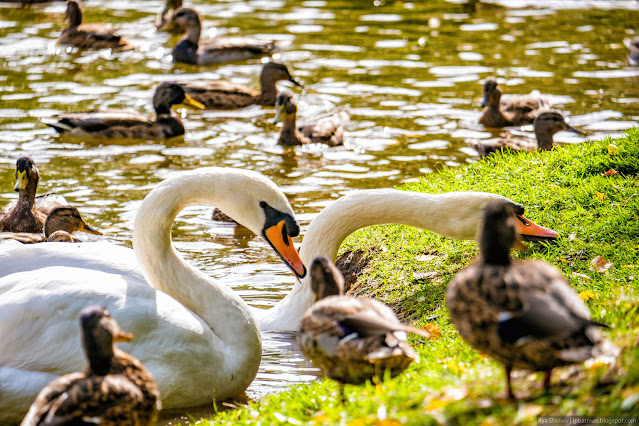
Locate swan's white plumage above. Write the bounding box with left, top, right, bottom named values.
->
left=0, top=167, right=299, bottom=425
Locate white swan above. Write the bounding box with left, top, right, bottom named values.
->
left=255, top=190, right=558, bottom=331
left=0, top=167, right=306, bottom=425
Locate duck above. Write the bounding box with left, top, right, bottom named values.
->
left=155, top=0, right=183, bottom=32
left=41, top=82, right=204, bottom=139
left=298, top=257, right=430, bottom=388
left=0, top=155, right=67, bottom=233
left=21, top=305, right=161, bottom=426
left=170, top=7, right=277, bottom=66
left=479, top=76, right=550, bottom=128
left=0, top=188, right=558, bottom=338
left=59, top=0, right=134, bottom=51
left=0, top=205, right=102, bottom=244
left=624, top=35, right=639, bottom=66
left=446, top=201, right=618, bottom=399
left=183, top=62, right=302, bottom=110
left=273, top=90, right=349, bottom=147
left=0, top=167, right=307, bottom=425
left=469, top=111, right=583, bottom=157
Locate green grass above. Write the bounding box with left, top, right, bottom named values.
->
left=203, top=130, right=639, bottom=425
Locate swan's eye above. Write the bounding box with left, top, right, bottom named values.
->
left=259, top=201, right=267, bottom=209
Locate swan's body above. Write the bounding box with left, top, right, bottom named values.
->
left=0, top=168, right=305, bottom=425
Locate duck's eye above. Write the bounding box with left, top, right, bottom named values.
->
left=259, top=201, right=267, bottom=209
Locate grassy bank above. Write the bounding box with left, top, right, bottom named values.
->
left=206, top=129, right=639, bottom=425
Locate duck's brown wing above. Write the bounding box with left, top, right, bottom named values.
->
left=502, top=96, right=550, bottom=123
left=60, top=25, right=133, bottom=51
left=198, top=37, right=277, bottom=64
left=184, top=81, right=257, bottom=109
left=43, top=110, right=154, bottom=137
left=21, top=372, right=85, bottom=426
left=299, top=111, right=349, bottom=146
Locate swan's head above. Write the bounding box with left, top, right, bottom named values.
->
left=310, top=256, right=344, bottom=302
left=80, top=305, right=133, bottom=375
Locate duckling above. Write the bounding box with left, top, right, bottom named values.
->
left=59, top=0, right=134, bottom=51
left=298, top=257, right=430, bottom=387
left=21, top=305, right=161, bottom=426
left=446, top=202, right=618, bottom=400
left=171, top=7, right=277, bottom=66
left=184, top=62, right=302, bottom=110
left=468, top=111, right=583, bottom=158
left=0, top=205, right=102, bottom=244
left=41, top=82, right=204, bottom=139
left=479, top=77, right=550, bottom=128
left=273, top=91, right=349, bottom=147
left=155, top=0, right=183, bottom=32
left=624, top=35, right=639, bottom=66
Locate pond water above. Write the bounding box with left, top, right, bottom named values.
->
left=0, top=0, right=637, bottom=423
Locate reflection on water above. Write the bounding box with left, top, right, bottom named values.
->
left=0, top=0, right=638, bottom=423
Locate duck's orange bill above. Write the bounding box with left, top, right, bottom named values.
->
left=516, top=215, right=559, bottom=241
left=114, top=330, right=134, bottom=343
left=80, top=222, right=103, bottom=236
left=264, top=220, right=307, bottom=278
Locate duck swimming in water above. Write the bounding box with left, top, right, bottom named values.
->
left=479, top=76, right=550, bottom=128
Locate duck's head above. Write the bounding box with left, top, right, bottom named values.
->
left=262, top=62, right=302, bottom=87
left=479, top=202, right=519, bottom=265
left=310, top=256, right=344, bottom=302
left=481, top=76, right=501, bottom=108
left=171, top=7, right=201, bottom=32
left=80, top=305, right=133, bottom=374
left=156, top=0, right=183, bottom=31
left=13, top=155, right=39, bottom=193
left=273, top=90, right=297, bottom=124
left=534, top=111, right=583, bottom=138
left=44, top=205, right=103, bottom=238
left=153, top=82, right=204, bottom=115
left=65, top=0, right=83, bottom=26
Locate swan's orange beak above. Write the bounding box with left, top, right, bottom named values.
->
left=264, top=220, right=306, bottom=278
left=516, top=215, right=558, bottom=241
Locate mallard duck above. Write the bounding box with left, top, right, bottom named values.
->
left=21, top=305, right=161, bottom=426
left=446, top=202, right=618, bottom=400
left=155, top=0, right=183, bottom=32
left=41, top=82, right=204, bottom=139
left=624, top=35, right=639, bottom=66
left=479, top=76, right=550, bottom=128
left=171, top=7, right=277, bottom=66
left=298, top=257, right=430, bottom=387
left=0, top=205, right=102, bottom=244
left=469, top=111, right=583, bottom=157
left=273, top=90, right=349, bottom=147
left=184, top=62, right=302, bottom=110
left=59, top=0, right=134, bottom=51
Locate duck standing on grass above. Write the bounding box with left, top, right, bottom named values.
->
left=170, top=7, right=277, bottom=65
left=446, top=202, right=618, bottom=400
left=479, top=76, right=550, bottom=128
left=468, top=111, right=583, bottom=157
left=21, top=305, right=161, bottom=426
left=183, top=62, right=302, bottom=109
left=298, top=257, right=430, bottom=396
left=59, top=0, right=134, bottom=51
left=42, top=82, right=204, bottom=139
left=273, top=90, right=349, bottom=147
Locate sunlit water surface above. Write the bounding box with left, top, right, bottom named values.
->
left=0, top=0, right=637, bottom=423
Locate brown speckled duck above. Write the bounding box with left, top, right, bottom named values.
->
left=21, top=305, right=161, bottom=426
left=59, top=0, right=134, bottom=51
left=298, top=257, right=430, bottom=387
left=273, top=91, right=349, bottom=147
left=446, top=202, right=618, bottom=400
left=171, top=8, right=277, bottom=66
left=184, top=62, right=302, bottom=110
left=469, top=111, right=583, bottom=157
left=479, top=77, right=550, bottom=128
left=42, top=83, right=204, bottom=139
left=0, top=205, right=102, bottom=244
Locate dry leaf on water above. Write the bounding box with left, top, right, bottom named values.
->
left=590, top=256, right=613, bottom=273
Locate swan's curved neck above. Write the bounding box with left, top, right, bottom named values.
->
left=258, top=190, right=506, bottom=331
left=133, top=170, right=261, bottom=371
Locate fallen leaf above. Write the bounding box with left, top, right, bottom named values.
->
left=603, top=169, right=619, bottom=176
left=549, top=184, right=561, bottom=190
left=573, top=273, right=593, bottom=282
left=568, top=233, right=577, bottom=241
left=590, top=256, right=613, bottom=273
left=516, top=403, right=543, bottom=422
left=376, top=420, right=401, bottom=426
left=313, top=414, right=331, bottom=424
left=596, top=192, right=607, bottom=200
left=423, top=322, right=442, bottom=340
left=416, top=254, right=438, bottom=262
left=444, top=386, right=468, bottom=401
left=579, top=290, right=596, bottom=300
left=413, top=271, right=437, bottom=280
left=607, top=144, right=619, bottom=154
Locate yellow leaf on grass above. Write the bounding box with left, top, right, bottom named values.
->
left=549, top=184, right=561, bottom=190
left=596, top=192, right=607, bottom=200
left=607, top=144, right=619, bottom=154
left=376, top=419, right=401, bottom=426
left=423, top=322, right=442, bottom=340
left=590, top=256, right=613, bottom=273
left=579, top=290, right=596, bottom=301
left=313, top=414, right=331, bottom=424
left=573, top=272, right=593, bottom=282
left=603, top=169, right=619, bottom=176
